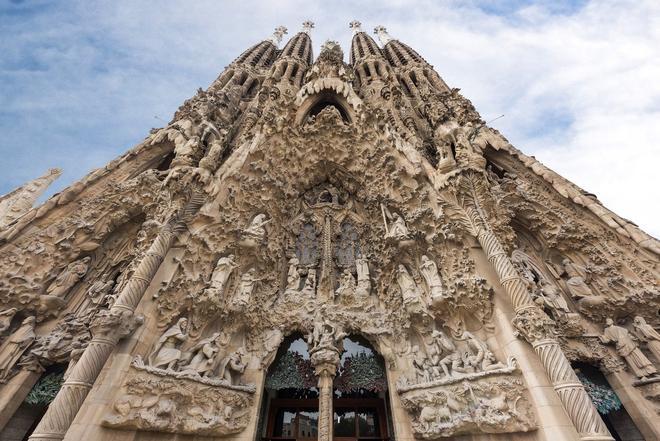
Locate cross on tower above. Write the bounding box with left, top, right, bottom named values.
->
left=373, top=25, right=392, bottom=45
left=349, top=20, right=362, bottom=34
left=269, top=26, right=288, bottom=46
left=302, top=20, right=315, bottom=35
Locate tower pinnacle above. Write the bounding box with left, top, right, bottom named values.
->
left=268, top=26, right=288, bottom=46
left=373, top=25, right=392, bottom=45
left=302, top=20, right=315, bottom=35
left=349, top=20, right=362, bottom=34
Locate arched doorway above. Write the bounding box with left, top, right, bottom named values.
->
left=574, top=362, right=644, bottom=441
left=260, top=334, right=393, bottom=441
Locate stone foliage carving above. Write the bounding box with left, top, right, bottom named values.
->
left=102, top=358, right=255, bottom=437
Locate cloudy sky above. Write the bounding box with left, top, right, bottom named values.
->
left=1, top=0, right=658, bottom=236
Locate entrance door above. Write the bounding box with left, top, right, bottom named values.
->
left=333, top=399, right=388, bottom=441
left=266, top=399, right=319, bottom=441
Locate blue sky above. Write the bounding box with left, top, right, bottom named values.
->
left=1, top=0, right=658, bottom=236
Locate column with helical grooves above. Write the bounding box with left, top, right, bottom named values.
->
left=461, top=187, right=613, bottom=440
left=29, top=191, right=205, bottom=441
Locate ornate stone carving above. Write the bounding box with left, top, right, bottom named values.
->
left=0, top=316, right=36, bottom=383
left=633, top=316, right=660, bottom=363
left=398, top=371, right=536, bottom=438
left=240, top=213, right=269, bottom=246
left=601, top=318, right=658, bottom=380
left=420, top=255, right=446, bottom=304
left=102, top=358, right=255, bottom=436
left=205, top=254, right=236, bottom=301
left=148, top=317, right=189, bottom=370
left=46, top=257, right=90, bottom=298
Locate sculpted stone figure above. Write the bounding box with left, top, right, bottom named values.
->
left=397, top=265, right=424, bottom=313
left=219, top=348, right=248, bottom=385
left=285, top=256, right=301, bottom=292
left=46, top=257, right=91, bottom=298
left=0, top=316, right=36, bottom=383
left=335, top=269, right=356, bottom=299
left=386, top=213, right=411, bottom=240
left=0, top=308, right=18, bottom=333
left=355, top=257, right=371, bottom=296
left=633, top=316, right=660, bottom=363
left=601, top=318, right=657, bottom=380
left=419, top=255, right=446, bottom=301
left=208, top=255, right=236, bottom=299
left=148, top=318, right=189, bottom=371
left=301, top=269, right=317, bottom=297
left=242, top=213, right=269, bottom=243
left=232, top=269, right=260, bottom=309
left=86, top=279, right=115, bottom=306
left=182, top=332, right=229, bottom=377
left=537, top=279, right=571, bottom=315
left=561, top=258, right=595, bottom=299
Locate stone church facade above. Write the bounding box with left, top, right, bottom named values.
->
left=0, top=21, right=658, bottom=441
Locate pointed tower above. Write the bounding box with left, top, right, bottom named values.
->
left=0, top=22, right=657, bottom=441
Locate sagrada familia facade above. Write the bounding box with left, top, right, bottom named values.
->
left=0, top=21, right=658, bottom=441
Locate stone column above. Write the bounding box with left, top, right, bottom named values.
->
left=459, top=179, right=613, bottom=441
left=28, top=192, right=205, bottom=441
left=310, top=346, right=340, bottom=441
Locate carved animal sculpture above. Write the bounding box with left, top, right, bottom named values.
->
left=419, top=405, right=451, bottom=432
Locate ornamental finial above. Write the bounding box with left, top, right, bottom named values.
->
left=374, top=25, right=392, bottom=45
left=302, top=20, right=315, bottom=35
left=269, top=26, right=288, bottom=46
left=349, top=20, right=362, bottom=35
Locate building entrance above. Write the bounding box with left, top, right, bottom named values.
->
left=261, top=334, right=392, bottom=441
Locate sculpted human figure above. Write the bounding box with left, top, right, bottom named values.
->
left=419, top=255, right=445, bottom=300
left=233, top=269, right=261, bottom=309
left=0, top=308, right=18, bottom=333
left=335, top=269, right=356, bottom=298
left=86, top=279, right=115, bottom=306
left=219, top=348, right=247, bottom=385
left=208, top=255, right=236, bottom=299
left=633, top=316, right=660, bottom=363
left=148, top=318, right=189, bottom=371
left=601, top=318, right=657, bottom=380
left=285, top=256, right=301, bottom=291
left=537, top=279, right=571, bottom=315
left=46, top=257, right=91, bottom=298
left=386, top=213, right=410, bottom=240
left=561, top=258, right=595, bottom=299
left=183, top=332, right=229, bottom=377
left=455, top=330, right=505, bottom=372
left=397, top=265, right=423, bottom=311
left=301, top=269, right=316, bottom=296
left=0, top=316, right=36, bottom=383
left=355, top=257, right=371, bottom=296
left=242, top=213, right=270, bottom=242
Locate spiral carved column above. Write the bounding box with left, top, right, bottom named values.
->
left=310, top=345, right=340, bottom=441
left=461, top=185, right=613, bottom=441
left=29, top=192, right=204, bottom=441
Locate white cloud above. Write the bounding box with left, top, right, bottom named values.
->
left=0, top=0, right=658, bottom=236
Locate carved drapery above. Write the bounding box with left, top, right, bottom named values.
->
left=456, top=174, right=614, bottom=441
left=28, top=191, right=205, bottom=441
